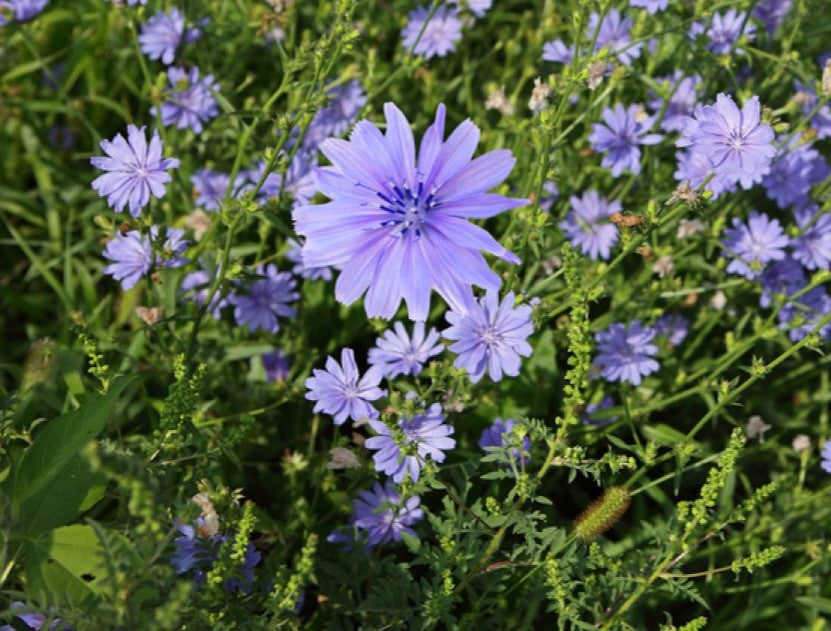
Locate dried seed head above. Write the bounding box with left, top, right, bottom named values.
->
left=135, top=306, right=162, bottom=325
left=677, top=218, right=706, bottom=239
left=637, top=245, right=654, bottom=260
left=528, top=77, right=552, bottom=113
left=610, top=212, right=644, bottom=227
left=485, top=85, right=514, bottom=116
left=587, top=62, right=607, bottom=90
left=652, top=255, right=675, bottom=278
left=184, top=209, right=212, bottom=241
left=710, top=290, right=727, bottom=310
left=667, top=181, right=698, bottom=207
left=574, top=486, right=630, bottom=541
left=746, top=415, right=772, bottom=443
left=823, top=59, right=831, bottom=94
left=792, top=434, right=811, bottom=453
left=327, top=447, right=361, bottom=470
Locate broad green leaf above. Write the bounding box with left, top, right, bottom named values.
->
left=9, top=377, right=132, bottom=516
left=24, top=524, right=108, bottom=603
left=16, top=455, right=107, bottom=535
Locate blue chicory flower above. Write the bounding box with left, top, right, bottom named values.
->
left=648, top=72, right=702, bottom=133
left=677, top=93, right=775, bottom=190
left=821, top=439, right=831, bottom=474
left=582, top=395, right=619, bottom=426
left=753, top=0, right=792, bottom=35
left=365, top=403, right=456, bottom=483
left=703, top=9, right=756, bottom=55
left=155, top=66, right=219, bottom=134
left=588, top=9, right=642, bottom=66
left=305, top=347, right=385, bottom=425
left=286, top=237, right=332, bottom=281
left=655, top=314, right=689, bottom=346
left=444, top=291, right=534, bottom=384
left=180, top=268, right=228, bottom=318
left=762, top=137, right=830, bottom=210
left=542, top=39, right=574, bottom=64
left=401, top=5, right=463, bottom=59
left=336, top=482, right=423, bottom=548
left=559, top=190, right=621, bottom=261
left=589, top=104, right=662, bottom=177
left=792, top=206, right=831, bottom=271
left=478, top=418, right=531, bottom=467
left=595, top=320, right=660, bottom=386
left=629, top=0, right=668, bottom=14
left=262, top=350, right=290, bottom=382
left=368, top=321, right=443, bottom=379
left=293, top=102, right=527, bottom=321
left=102, top=230, right=152, bottom=290
left=722, top=212, right=789, bottom=280
left=229, top=264, right=299, bottom=334
left=777, top=287, right=831, bottom=342
left=758, top=257, right=806, bottom=308
left=302, top=80, right=367, bottom=150
left=90, top=124, right=179, bottom=217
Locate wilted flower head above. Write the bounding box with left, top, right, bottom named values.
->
left=652, top=255, right=675, bottom=278
left=528, top=77, right=552, bottom=112
left=588, top=9, right=641, bottom=65
left=678, top=94, right=775, bottom=189
left=444, top=291, right=534, bottom=383
left=136, top=305, right=164, bottom=325
left=722, top=212, right=789, bottom=280
left=228, top=264, right=299, bottom=333
left=485, top=85, right=514, bottom=116
left=90, top=124, right=179, bottom=217
left=305, top=347, right=385, bottom=425
left=559, top=190, right=621, bottom=260
left=155, top=66, right=219, bottom=134
left=366, top=403, right=455, bottom=483
left=401, top=5, right=462, bottom=59
left=589, top=104, right=662, bottom=177
left=677, top=218, right=706, bottom=239
left=746, top=415, right=772, bottom=443
left=293, top=102, right=526, bottom=321
left=368, top=321, right=443, bottom=378
left=327, top=446, right=361, bottom=470
left=0, top=0, right=49, bottom=24
left=184, top=209, right=212, bottom=240
left=595, top=320, right=660, bottom=386
left=478, top=417, right=531, bottom=467
left=792, top=434, right=811, bottom=453
left=792, top=207, right=831, bottom=271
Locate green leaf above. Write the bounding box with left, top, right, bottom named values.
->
left=8, top=377, right=132, bottom=525
left=23, top=524, right=109, bottom=603
left=16, top=455, right=107, bottom=535
left=796, top=597, right=831, bottom=615
left=641, top=423, right=694, bottom=447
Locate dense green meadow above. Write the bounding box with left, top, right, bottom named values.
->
left=1, top=0, right=831, bottom=628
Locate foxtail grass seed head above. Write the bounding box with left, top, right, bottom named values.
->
left=574, top=486, right=631, bottom=541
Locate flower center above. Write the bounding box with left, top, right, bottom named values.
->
left=479, top=325, right=503, bottom=348
left=378, top=181, right=438, bottom=238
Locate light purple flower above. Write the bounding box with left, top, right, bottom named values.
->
left=753, top=0, right=792, bottom=35
left=154, top=66, right=219, bottom=134
left=103, top=0, right=146, bottom=4
left=366, top=403, right=455, bottom=483
left=629, top=0, right=668, bottom=14
left=450, top=0, right=491, bottom=17
left=762, top=137, right=830, bottom=209
left=722, top=212, right=789, bottom=280
left=538, top=180, right=559, bottom=211
left=444, top=291, right=534, bottom=384
left=401, top=5, right=463, bottom=59
left=794, top=81, right=831, bottom=139
left=102, top=230, right=152, bottom=290
left=0, top=0, right=48, bottom=24
left=588, top=9, right=642, bottom=66
left=368, top=321, right=443, bottom=378
left=2, top=601, right=62, bottom=630
left=777, top=287, right=831, bottom=342
left=151, top=225, right=189, bottom=268
left=595, top=320, right=660, bottom=386
left=180, top=268, right=227, bottom=318
left=674, top=149, right=737, bottom=199
left=648, top=72, right=701, bottom=133
left=542, top=39, right=574, bottom=64
left=333, top=482, right=423, bottom=548
left=478, top=418, right=531, bottom=467
left=793, top=207, right=831, bottom=271
left=305, top=347, right=385, bottom=425
left=589, top=104, right=662, bottom=177
left=303, top=80, right=367, bottom=150
left=249, top=150, right=318, bottom=208
left=582, top=395, right=619, bottom=426
left=229, top=264, right=299, bottom=333
left=678, top=93, right=775, bottom=189
left=263, top=350, right=290, bottom=382
left=90, top=124, right=179, bottom=217
left=655, top=314, right=689, bottom=346
left=286, top=237, right=332, bottom=281
left=294, top=102, right=526, bottom=321
left=560, top=190, right=621, bottom=260
left=821, top=439, right=831, bottom=474
left=191, top=168, right=246, bottom=212
left=138, top=9, right=188, bottom=64
left=704, top=9, right=756, bottom=55
left=758, top=257, right=805, bottom=308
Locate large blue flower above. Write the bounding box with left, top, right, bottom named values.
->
left=294, top=103, right=526, bottom=321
